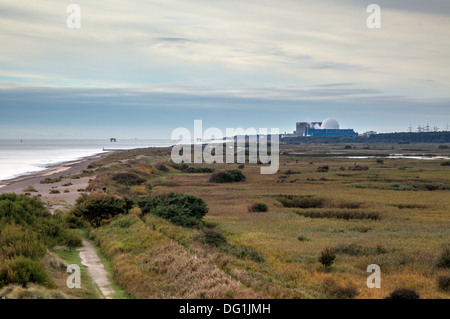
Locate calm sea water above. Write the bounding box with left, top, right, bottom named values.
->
left=0, top=139, right=173, bottom=182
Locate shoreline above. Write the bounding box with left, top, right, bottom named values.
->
left=0, top=152, right=115, bottom=207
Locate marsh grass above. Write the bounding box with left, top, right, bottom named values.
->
left=80, top=143, right=450, bottom=299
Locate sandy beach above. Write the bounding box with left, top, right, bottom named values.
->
left=0, top=152, right=114, bottom=210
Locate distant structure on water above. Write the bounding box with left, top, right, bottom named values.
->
left=110, top=138, right=117, bottom=142
left=283, top=118, right=358, bottom=137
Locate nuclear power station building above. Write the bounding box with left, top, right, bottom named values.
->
left=293, top=119, right=358, bottom=137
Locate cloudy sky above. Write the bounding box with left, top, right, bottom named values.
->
left=0, top=0, right=449, bottom=138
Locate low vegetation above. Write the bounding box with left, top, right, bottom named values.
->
left=385, top=288, right=420, bottom=299
left=209, top=170, right=246, bottom=183
left=61, top=142, right=450, bottom=299
left=248, top=203, right=268, bottom=212
left=139, top=192, right=208, bottom=228
left=297, top=210, right=381, bottom=221
left=40, top=177, right=62, bottom=184
left=0, top=194, right=81, bottom=290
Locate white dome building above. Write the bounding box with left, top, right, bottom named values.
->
left=321, top=118, right=340, bottom=130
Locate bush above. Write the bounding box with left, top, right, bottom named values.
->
left=40, top=177, right=61, bottom=184
left=64, top=213, right=85, bottom=229
left=112, top=172, right=145, bottom=186
left=155, top=163, right=169, bottom=172
left=334, top=244, right=387, bottom=256
left=297, top=210, right=381, bottom=221
left=441, top=161, right=450, bottom=166
left=438, top=145, right=449, bottom=149
left=0, top=194, right=49, bottom=226
left=376, top=159, right=384, bottom=164
left=201, top=229, right=227, bottom=247
left=437, top=276, right=450, bottom=292
left=322, top=278, right=358, bottom=299
left=385, top=288, right=420, bottom=299
left=73, top=195, right=126, bottom=228
left=297, top=235, right=309, bottom=242
left=209, top=170, right=246, bottom=183
left=184, top=167, right=215, bottom=173
left=350, top=165, right=369, bottom=171
left=319, top=247, right=336, bottom=268
left=140, top=193, right=208, bottom=228
left=170, top=163, right=189, bottom=170
left=22, top=186, right=38, bottom=193
left=49, top=190, right=60, bottom=194
left=59, top=230, right=82, bottom=247
left=249, top=203, right=268, bottom=212
left=0, top=256, right=51, bottom=288
left=276, top=195, right=324, bottom=208
left=284, top=169, right=301, bottom=175
left=238, top=164, right=245, bottom=169
left=317, top=166, right=329, bottom=172
left=0, top=224, right=46, bottom=260
left=436, top=248, right=450, bottom=268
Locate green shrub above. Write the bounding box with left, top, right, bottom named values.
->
left=317, top=166, right=329, bottom=172
left=155, top=163, right=169, bottom=172
left=297, top=235, right=309, bottom=242
left=64, top=213, right=85, bottom=229
left=0, top=256, right=51, bottom=288
left=437, top=276, right=450, bottom=292
left=297, top=210, right=381, bottom=221
left=59, top=230, right=82, bottom=247
left=0, top=224, right=46, bottom=259
left=436, top=248, right=450, bottom=268
left=112, top=172, right=145, bottom=186
left=73, top=195, right=126, bottom=228
left=201, top=229, right=228, bottom=247
left=385, top=288, right=420, bottom=299
left=276, top=195, right=324, bottom=208
left=209, top=170, right=246, bottom=183
left=441, top=161, right=450, bottom=166
left=334, top=244, right=387, bottom=256
left=0, top=194, right=49, bottom=226
left=284, top=169, right=301, bottom=175
left=249, top=203, right=268, bottom=212
left=184, top=167, right=215, bottom=173
left=319, top=247, right=336, bottom=268
left=438, top=145, right=449, bottom=149
left=140, top=193, right=208, bottom=228
left=170, top=163, right=189, bottom=170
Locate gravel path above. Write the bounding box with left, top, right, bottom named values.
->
left=79, top=239, right=115, bottom=299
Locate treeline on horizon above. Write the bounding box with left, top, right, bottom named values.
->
left=281, top=132, right=450, bottom=144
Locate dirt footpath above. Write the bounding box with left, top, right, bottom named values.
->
left=79, top=239, right=115, bottom=299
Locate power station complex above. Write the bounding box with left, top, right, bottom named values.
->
left=292, top=118, right=358, bottom=137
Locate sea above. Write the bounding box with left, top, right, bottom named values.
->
left=0, top=139, right=173, bottom=182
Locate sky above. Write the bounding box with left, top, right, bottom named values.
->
left=0, top=0, right=449, bottom=138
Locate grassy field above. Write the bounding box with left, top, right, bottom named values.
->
left=85, top=143, right=450, bottom=299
